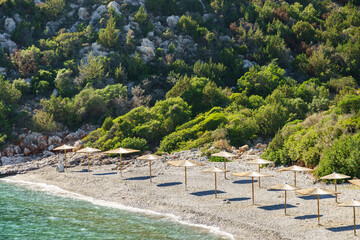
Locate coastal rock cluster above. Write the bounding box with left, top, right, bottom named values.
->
left=0, top=124, right=97, bottom=167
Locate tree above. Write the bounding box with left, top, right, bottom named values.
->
left=98, top=15, right=119, bottom=48
left=76, top=52, right=108, bottom=87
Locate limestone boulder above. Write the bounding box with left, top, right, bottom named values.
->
left=5, top=18, right=16, bottom=33
left=166, top=16, right=179, bottom=28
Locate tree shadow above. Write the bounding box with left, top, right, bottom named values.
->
left=124, top=176, right=156, bottom=181
left=258, top=204, right=297, bottom=211
left=190, top=190, right=226, bottom=196
left=232, top=179, right=257, bottom=184
left=298, top=194, right=335, bottom=200
left=294, top=214, right=322, bottom=220
left=157, top=182, right=182, bottom=187
left=326, top=225, right=359, bottom=232
left=227, top=197, right=251, bottom=202
left=92, top=172, right=117, bottom=176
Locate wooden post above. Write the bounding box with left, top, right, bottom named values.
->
left=185, top=166, right=187, bottom=190
left=65, top=149, right=67, bottom=169
left=294, top=171, right=297, bottom=187
left=335, top=179, right=338, bottom=203
left=119, top=153, right=122, bottom=176
left=224, top=159, right=227, bottom=179
left=252, top=177, right=255, bottom=205
left=285, top=190, right=287, bottom=215
left=354, top=206, right=357, bottom=236
left=215, top=172, right=217, bottom=198
left=87, top=152, right=90, bottom=173
left=317, top=194, right=320, bottom=225
left=149, top=160, right=152, bottom=182
left=258, top=164, right=261, bottom=187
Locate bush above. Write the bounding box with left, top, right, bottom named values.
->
left=76, top=52, right=108, bottom=87
left=117, top=137, right=148, bottom=151
left=13, top=79, right=31, bottom=97
left=55, top=69, right=77, bottom=97
left=98, top=15, right=119, bottom=48
left=40, top=0, right=65, bottom=19
left=32, top=110, right=58, bottom=132
left=337, top=94, right=360, bottom=114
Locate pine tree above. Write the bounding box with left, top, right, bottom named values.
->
left=98, top=16, right=119, bottom=48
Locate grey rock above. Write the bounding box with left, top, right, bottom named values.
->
left=90, top=5, right=107, bottom=26
left=48, top=136, right=62, bottom=146
left=74, top=140, right=83, bottom=148
left=48, top=145, right=55, bottom=151
left=219, top=35, right=231, bottom=42
left=45, top=21, right=60, bottom=36
left=78, top=7, right=89, bottom=20
left=23, top=148, right=31, bottom=156
left=1, top=157, right=12, bottom=165
left=43, top=151, right=55, bottom=157
left=243, top=60, right=255, bottom=69
left=0, top=33, right=17, bottom=53
left=107, top=1, right=121, bottom=16
left=14, top=146, right=22, bottom=154
left=0, top=67, right=6, bottom=76
left=14, top=14, right=22, bottom=23
left=166, top=16, right=179, bottom=28
left=5, top=18, right=16, bottom=33
left=137, top=38, right=155, bottom=62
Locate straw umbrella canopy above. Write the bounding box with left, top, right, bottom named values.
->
left=270, top=183, right=300, bottom=215
left=202, top=167, right=230, bottom=198
left=103, top=148, right=140, bottom=176
left=339, top=199, right=360, bottom=235
left=320, top=172, right=350, bottom=202
left=53, top=144, right=77, bottom=169
left=167, top=160, right=205, bottom=190
left=136, top=154, right=162, bottom=182
left=76, top=147, right=101, bottom=173
left=296, top=187, right=340, bottom=225
left=276, top=165, right=313, bottom=187
left=247, top=158, right=273, bottom=187
left=211, top=151, right=237, bottom=179
left=232, top=171, right=273, bottom=204
left=349, top=178, right=360, bottom=188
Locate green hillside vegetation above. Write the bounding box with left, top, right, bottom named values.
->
left=0, top=0, right=360, bottom=178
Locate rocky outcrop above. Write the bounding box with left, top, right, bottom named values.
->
left=137, top=38, right=156, bottom=62
left=166, top=16, right=179, bottom=28
left=0, top=33, right=17, bottom=53
left=90, top=5, right=107, bottom=27
left=78, top=7, right=89, bottom=20
left=107, top=1, right=121, bottom=16
left=4, top=18, right=16, bottom=33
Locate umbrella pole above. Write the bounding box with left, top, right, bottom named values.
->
left=224, top=159, right=227, bottom=179
left=119, top=154, right=122, bottom=176
left=252, top=177, right=254, bottom=205
left=87, top=152, right=90, bottom=173
left=354, top=206, right=357, bottom=236
left=258, top=165, right=261, bottom=187
left=294, top=172, right=296, bottom=187
left=149, top=160, right=152, bottom=182
left=65, top=149, right=67, bottom=169
left=317, top=194, right=320, bottom=225
left=284, top=190, right=287, bottom=215
left=185, top=166, right=187, bottom=190
left=335, top=179, right=337, bottom=203
left=215, top=172, right=217, bottom=198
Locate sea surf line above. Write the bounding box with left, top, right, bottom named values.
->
left=1, top=178, right=234, bottom=240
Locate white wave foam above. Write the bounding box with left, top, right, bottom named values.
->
left=1, top=178, right=234, bottom=240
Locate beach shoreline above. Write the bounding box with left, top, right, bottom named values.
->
left=2, top=157, right=360, bottom=240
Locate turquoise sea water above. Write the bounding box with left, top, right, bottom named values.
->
left=0, top=181, right=224, bottom=240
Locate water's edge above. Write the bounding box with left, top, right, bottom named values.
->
left=1, top=178, right=234, bottom=240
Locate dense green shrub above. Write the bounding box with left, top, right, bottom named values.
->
left=145, top=0, right=177, bottom=15
left=40, top=0, right=65, bottom=20
left=76, top=52, right=108, bottom=88
left=55, top=69, right=77, bottom=97
left=117, top=137, right=148, bottom=151
left=337, top=94, right=360, bottom=114
left=98, top=15, right=119, bottom=49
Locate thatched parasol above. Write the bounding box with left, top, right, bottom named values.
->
left=103, top=148, right=140, bottom=176
left=53, top=144, right=77, bottom=169
left=339, top=199, right=360, bottom=235
left=320, top=172, right=350, bottom=202
left=270, top=183, right=300, bottom=215
left=76, top=147, right=101, bottom=172
left=167, top=160, right=204, bottom=189
left=276, top=165, right=313, bottom=187
left=247, top=158, right=273, bottom=187
left=296, top=187, right=340, bottom=225
left=232, top=171, right=273, bottom=204
left=211, top=151, right=237, bottom=179
left=137, top=154, right=163, bottom=182
left=202, top=167, right=230, bottom=198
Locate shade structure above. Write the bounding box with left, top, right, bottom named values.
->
left=296, top=187, right=340, bottom=225
left=339, top=199, right=360, bottom=235
left=349, top=179, right=360, bottom=188
left=320, top=172, right=350, bottom=202
left=76, top=147, right=101, bottom=173
left=211, top=151, right=237, bottom=179
left=270, top=183, right=300, bottom=215
left=167, top=160, right=204, bottom=190
left=53, top=144, right=77, bottom=169
left=232, top=171, right=273, bottom=204
left=276, top=165, right=313, bottom=187
left=137, top=154, right=163, bottom=182
left=202, top=167, right=230, bottom=198
left=103, top=148, right=140, bottom=176
left=247, top=158, right=273, bottom=187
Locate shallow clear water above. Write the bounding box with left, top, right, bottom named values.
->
left=0, top=181, right=221, bottom=239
